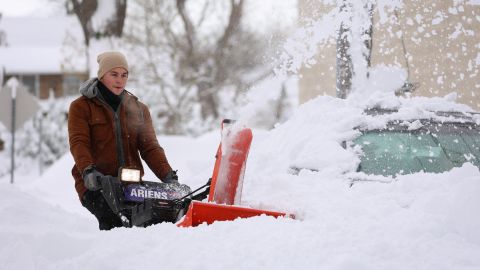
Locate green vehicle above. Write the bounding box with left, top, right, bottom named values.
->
left=352, top=109, right=480, bottom=176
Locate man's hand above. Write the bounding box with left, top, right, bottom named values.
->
left=163, top=170, right=179, bottom=184
left=82, top=166, right=104, bottom=191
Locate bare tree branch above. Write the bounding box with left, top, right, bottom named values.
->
left=69, top=0, right=97, bottom=46
left=176, top=0, right=196, bottom=61
left=125, top=0, right=276, bottom=133
left=217, top=0, right=243, bottom=53
left=196, top=1, right=210, bottom=28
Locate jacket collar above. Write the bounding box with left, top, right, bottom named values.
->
left=79, top=78, right=100, bottom=98
left=79, top=78, right=138, bottom=102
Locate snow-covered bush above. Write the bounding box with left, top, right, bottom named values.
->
left=13, top=94, right=71, bottom=172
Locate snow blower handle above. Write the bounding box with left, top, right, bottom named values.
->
left=82, top=166, right=104, bottom=191
left=173, top=178, right=211, bottom=203
left=163, top=170, right=179, bottom=184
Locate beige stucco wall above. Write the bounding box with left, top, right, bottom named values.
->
left=298, top=1, right=337, bottom=100
left=298, top=0, right=480, bottom=109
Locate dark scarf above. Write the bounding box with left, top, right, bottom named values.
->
left=97, top=81, right=123, bottom=111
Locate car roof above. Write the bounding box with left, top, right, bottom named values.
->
left=364, top=107, right=479, bottom=121
left=360, top=107, right=480, bottom=132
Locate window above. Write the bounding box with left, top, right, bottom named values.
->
left=354, top=124, right=480, bottom=176
left=21, top=75, right=37, bottom=95
left=62, top=74, right=82, bottom=96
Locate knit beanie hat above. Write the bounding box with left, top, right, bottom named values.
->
left=97, top=51, right=129, bottom=79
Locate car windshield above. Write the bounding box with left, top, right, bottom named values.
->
left=354, top=124, right=480, bottom=176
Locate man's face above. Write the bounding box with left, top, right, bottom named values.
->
left=100, top=67, right=128, bottom=95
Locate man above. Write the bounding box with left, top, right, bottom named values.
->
left=68, top=51, right=178, bottom=230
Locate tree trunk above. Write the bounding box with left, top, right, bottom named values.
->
left=364, top=2, right=374, bottom=77
left=336, top=1, right=353, bottom=99
left=104, top=0, right=128, bottom=37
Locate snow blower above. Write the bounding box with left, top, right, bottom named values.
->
left=98, top=119, right=294, bottom=228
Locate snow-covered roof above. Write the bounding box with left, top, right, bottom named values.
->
left=0, top=46, right=64, bottom=74
left=0, top=16, right=81, bottom=47
left=0, top=16, right=85, bottom=74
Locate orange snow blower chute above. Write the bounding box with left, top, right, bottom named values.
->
left=177, top=120, right=294, bottom=227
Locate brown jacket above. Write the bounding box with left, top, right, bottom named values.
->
left=68, top=78, right=172, bottom=199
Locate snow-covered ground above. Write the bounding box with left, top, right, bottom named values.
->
left=1, top=93, right=480, bottom=269
left=1, top=0, right=480, bottom=268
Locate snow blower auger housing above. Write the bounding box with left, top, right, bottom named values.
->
left=99, top=169, right=208, bottom=227
left=98, top=119, right=294, bottom=228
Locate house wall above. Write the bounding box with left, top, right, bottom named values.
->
left=39, top=74, right=62, bottom=99
left=298, top=1, right=337, bottom=101
left=4, top=73, right=87, bottom=99
left=298, top=0, right=480, bottom=110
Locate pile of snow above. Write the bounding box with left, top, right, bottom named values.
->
left=1, top=93, right=480, bottom=269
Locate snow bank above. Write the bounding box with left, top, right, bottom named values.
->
left=2, top=93, right=480, bottom=269
left=0, top=183, right=93, bottom=269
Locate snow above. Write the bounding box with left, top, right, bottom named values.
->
left=0, top=0, right=56, bottom=17
left=0, top=47, right=65, bottom=74
left=0, top=17, right=79, bottom=47
left=1, top=0, right=480, bottom=268
left=90, top=0, right=117, bottom=32
left=0, top=16, right=84, bottom=73
left=243, top=0, right=297, bottom=33
left=6, top=76, right=19, bottom=97
left=2, top=91, right=480, bottom=269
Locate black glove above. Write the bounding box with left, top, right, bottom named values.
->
left=82, top=166, right=104, bottom=191
left=163, top=170, right=179, bottom=184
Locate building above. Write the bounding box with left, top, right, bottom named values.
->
left=0, top=16, right=87, bottom=99
left=298, top=0, right=480, bottom=109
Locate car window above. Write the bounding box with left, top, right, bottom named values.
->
left=353, top=127, right=480, bottom=176
left=436, top=133, right=480, bottom=166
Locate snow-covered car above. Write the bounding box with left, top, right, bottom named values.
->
left=266, top=95, right=480, bottom=182
left=350, top=108, right=480, bottom=177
